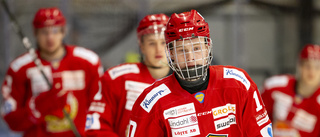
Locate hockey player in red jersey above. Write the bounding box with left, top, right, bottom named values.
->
left=85, top=14, right=171, bottom=137
left=127, top=9, right=273, bottom=137
left=261, top=44, right=320, bottom=137
left=1, top=7, right=102, bottom=137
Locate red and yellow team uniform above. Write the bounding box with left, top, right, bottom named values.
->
left=1, top=45, right=103, bottom=137
left=262, top=75, right=320, bottom=137
left=128, top=65, right=272, bottom=137
left=86, top=63, right=158, bottom=137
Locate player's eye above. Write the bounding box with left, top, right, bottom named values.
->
left=161, top=41, right=166, bottom=46
left=176, top=48, right=184, bottom=53
left=194, top=46, right=201, bottom=51
left=148, top=42, right=156, bottom=46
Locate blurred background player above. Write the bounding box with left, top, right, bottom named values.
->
left=1, top=7, right=102, bottom=136
left=85, top=14, right=171, bottom=137
left=128, top=9, right=272, bottom=137
left=261, top=44, right=320, bottom=137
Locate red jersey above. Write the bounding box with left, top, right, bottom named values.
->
left=128, top=65, right=272, bottom=137
left=1, top=45, right=103, bottom=137
left=261, top=75, right=320, bottom=137
left=86, top=63, right=157, bottom=137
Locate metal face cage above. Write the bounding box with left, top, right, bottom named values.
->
left=165, top=36, right=213, bottom=81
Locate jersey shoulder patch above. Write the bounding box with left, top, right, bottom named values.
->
left=108, top=64, right=140, bottom=80
left=264, top=75, right=290, bottom=90
left=10, top=53, right=33, bottom=72
left=73, top=47, right=99, bottom=65
left=223, top=67, right=251, bottom=90
left=140, top=83, right=171, bottom=113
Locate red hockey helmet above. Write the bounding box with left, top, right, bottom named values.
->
left=137, top=14, right=169, bottom=41
left=299, top=44, right=320, bottom=60
left=165, top=9, right=210, bottom=44
left=164, top=10, right=213, bottom=81
left=33, top=7, right=66, bottom=29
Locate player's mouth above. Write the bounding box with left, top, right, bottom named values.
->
left=155, top=55, right=163, bottom=59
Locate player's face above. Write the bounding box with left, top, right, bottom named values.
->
left=299, top=59, right=320, bottom=86
left=35, top=26, right=65, bottom=54
left=140, top=34, right=167, bottom=67
left=170, top=37, right=209, bottom=69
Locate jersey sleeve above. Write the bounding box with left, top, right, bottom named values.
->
left=1, top=68, right=35, bottom=131
left=239, top=73, right=273, bottom=137
left=260, top=87, right=274, bottom=123
left=85, top=73, right=120, bottom=137
left=127, top=88, right=165, bottom=137
left=86, top=57, right=103, bottom=106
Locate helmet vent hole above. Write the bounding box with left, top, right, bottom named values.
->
left=168, top=32, right=176, bottom=37
left=180, top=21, right=190, bottom=24
left=197, top=20, right=201, bottom=22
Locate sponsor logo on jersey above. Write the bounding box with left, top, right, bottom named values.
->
left=140, top=84, right=171, bottom=113
left=223, top=68, right=250, bottom=90
left=256, top=110, right=269, bottom=126
left=255, top=109, right=268, bottom=121
left=171, top=124, right=200, bottom=137
left=212, top=104, right=236, bottom=119
left=73, top=47, right=99, bottom=65
left=214, top=115, right=236, bottom=131
left=26, top=66, right=52, bottom=95
left=85, top=113, right=101, bottom=130
left=260, top=123, right=273, bottom=137
left=206, top=134, right=228, bottom=137
left=62, top=70, right=85, bottom=90
left=291, top=109, right=317, bottom=132
left=197, top=110, right=212, bottom=117
left=168, top=114, right=198, bottom=129
left=109, top=64, right=140, bottom=80
left=178, top=27, right=194, bottom=32
left=194, top=92, right=205, bottom=103
left=125, top=81, right=151, bottom=111
left=163, top=103, right=196, bottom=119
left=88, top=101, right=106, bottom=113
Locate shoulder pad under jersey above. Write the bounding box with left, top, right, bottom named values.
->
left=73, top=47, right=99, bottom=65
left=10, top=53, right=33, bottom=72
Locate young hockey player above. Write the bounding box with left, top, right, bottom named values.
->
left=85, top=14, right=171, bottom=137
left=1, top=7, right=102, bottom=137
left=128, top=9, right=273, bottom=137
left=262, top=44, right=320, bottom=137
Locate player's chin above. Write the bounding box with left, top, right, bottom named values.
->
left=179, top=64, right=203, bottom=70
